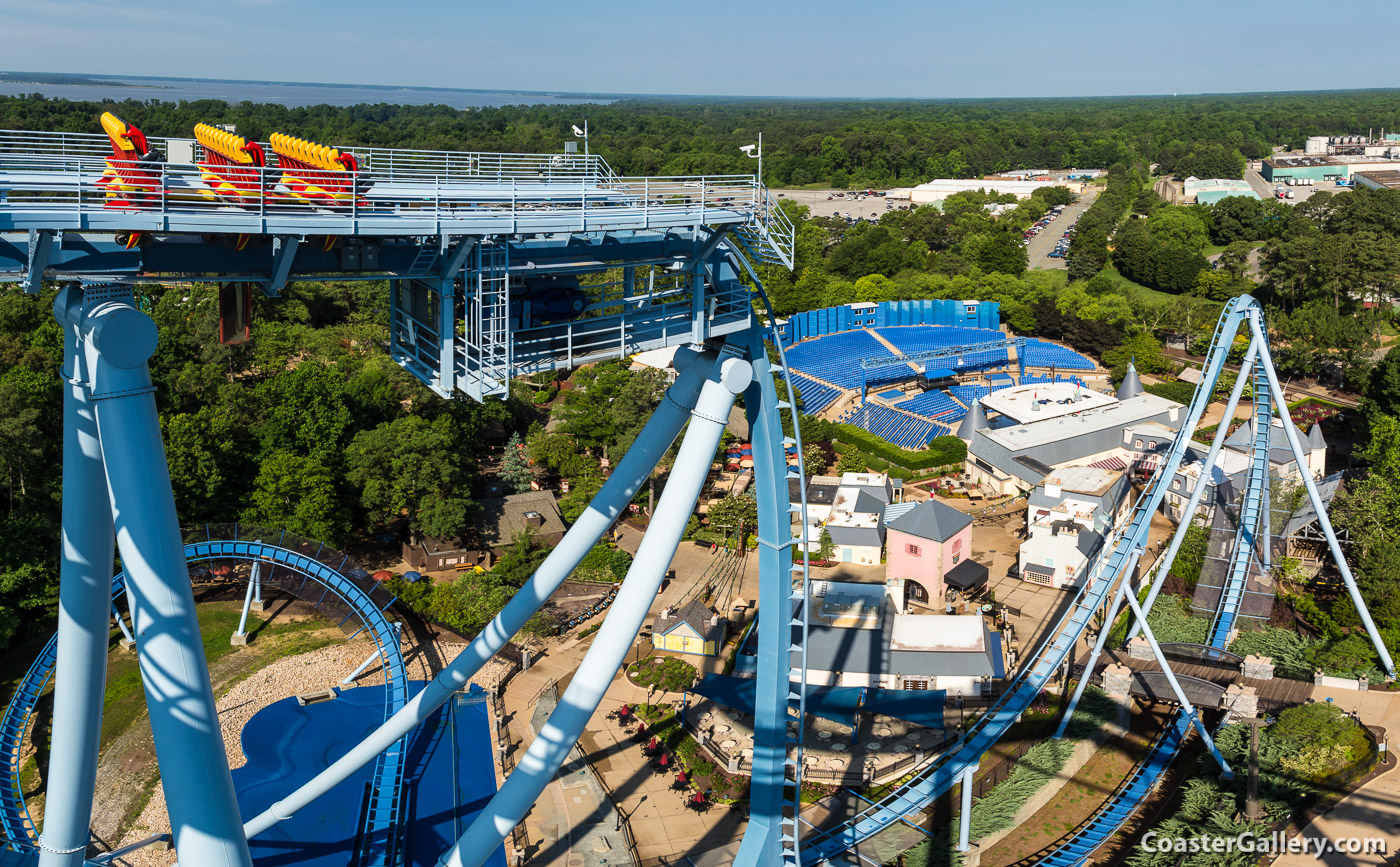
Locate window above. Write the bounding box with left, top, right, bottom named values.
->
left=1135, top=439, right=1143, bottom=449
left=1045, top=558, right=1055, bottom=568
left=965, top=305, right=977, bottom=315
left=1149, top=441, right=1157, bottom=449
left=903, top=679, right=930, bottom=691
left=905, top=543, right=922, bottom=557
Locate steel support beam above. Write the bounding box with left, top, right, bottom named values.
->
left=264, top=235, right=302, bottom=297
left=243, top=347, right=719, bottom=840
left=439, top=340, right=752, bottom=867
left=956, top=762, right=977, bottom=852
left=78, top=288, right=253, bottom=867
left=1119, top=558, right=1233, bottom=779
left=24, top=229, right=55, bottom=294
left=1248, top=317, right=1396, bottom=677
left=38, top=286, right=117, bottom=867
left=734, top=326, right=795, bottom=867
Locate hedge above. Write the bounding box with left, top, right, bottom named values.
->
left=831, top=427, right=967, bottom=472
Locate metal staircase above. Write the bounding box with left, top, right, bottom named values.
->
left=460, top=242, right=511, bottom=401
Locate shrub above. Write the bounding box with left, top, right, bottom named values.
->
left=1228, top=627, right=1315, bottom=680
left=628, top=656, right=699, bottom=692
left=610, top=548, right=633, bottom=579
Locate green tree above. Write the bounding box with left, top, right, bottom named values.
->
left=499, top=432, right=533, bottom=493
left=345, top=415, right=473, bottom=538
left=817, top=528, right=835, bottom=562
left=242, top=450, right=351, bottom=544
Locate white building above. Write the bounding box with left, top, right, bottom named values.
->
left=791, top=581, right=1003, bottom=696
left=903, top=178, right=1081, bottom=203
left=966, top=388, right=1184, bottom=497
left=1018, top=466, right=1134, bottom=590
left=792, top=472, right=900, bottom=564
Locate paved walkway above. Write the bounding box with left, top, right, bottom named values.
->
left=1272, top=689, right=1400, bottom=867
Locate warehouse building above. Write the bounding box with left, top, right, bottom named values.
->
left=1261, top=154, right=1400, bottom=183
left=1183, top=177, right=1259, bottom=204
left=889, top=178, right=1081, bottom=204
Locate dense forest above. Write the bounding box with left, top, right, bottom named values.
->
left=6, top=88, right=1400, bottom=187
left=2, top=90, right=1400, bottom=668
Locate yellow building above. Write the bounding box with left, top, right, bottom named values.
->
left=652, top=600, right=726, bottom=657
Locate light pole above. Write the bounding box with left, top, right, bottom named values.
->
left=571, top=121, right=589, bottom=158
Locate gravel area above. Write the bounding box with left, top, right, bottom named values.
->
left=109, top=631, right=514, bottom=866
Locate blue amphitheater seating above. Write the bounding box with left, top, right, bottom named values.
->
left=785, top=330, right=894, bottom=389
left=894, top=390, right=965, bottom=422
left=1021, top=339, right=1095, bottom=370
left=849, top=403, right=942, bottom=450
left=1020, top=373, right=1089, bottom=387
left=789, top=373, right=842, bottom=414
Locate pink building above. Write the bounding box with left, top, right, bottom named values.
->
left=885, top=499, right=985, bottom=611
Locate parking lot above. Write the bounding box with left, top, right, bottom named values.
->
left=1026, top=188, right=1096, bottom=270
left=1245, top=164, right=1349, bottom=205
left=773, top=188, right=890, bottom=221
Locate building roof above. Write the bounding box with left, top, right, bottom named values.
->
left=792, top=604, right=998, bottom=678
left=981, top=382, right=1114, bottom=425
left=957, top=398, right=988, bottom=439
left=852, top=490, right=887, bottom=514
left=1223, top=418, right=1309, bottom=466
left=472, top=490, right=567, bottom=548
left=885, top=498, right=972, bottom=543
left=882, top=501, right=919, bottom=525
left=1282, top=472, right=1345, bottom=539
left=657, top=599, right=723, bottom=641
left=1117, top=361, right=1143, bottom=400
left=970, top=393, right=1181, bottom=484
left=825, top=525, right=885, bottom=548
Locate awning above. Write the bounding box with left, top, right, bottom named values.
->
left=1134, top=456, right=1160, bottom=474
left=1023, top=562, right=1054, bottom=578
left=944, top=559, right=989, bottom=591
left=1090, top=456, right=1127, bottom=471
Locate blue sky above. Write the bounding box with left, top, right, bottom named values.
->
left=4, top=0, right=1397, bottom=98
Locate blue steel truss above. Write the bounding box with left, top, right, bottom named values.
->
left=856, top=337, right=1026, bottom=401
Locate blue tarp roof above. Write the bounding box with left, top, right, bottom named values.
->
left=925, top=367, right=956, bottom=379
left=691, top=675, right=945, bottom=729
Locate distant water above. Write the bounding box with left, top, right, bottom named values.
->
left=0, top=76, right=615, bottom=109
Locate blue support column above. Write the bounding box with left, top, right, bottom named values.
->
left=39, top=286, right=117, bottom=867
left=1127, top=338, right=1258, bottom=643
left=244, top=347, right=718, bottom=840
left=956, top=762, right=977, bottom=852
left=439, top=343, right=752, bottom=867
left=1248, top=317, right=1397, bottom=677
left=1054, top=549, right=1144, bottom=739
left=735, top=326, right=795, bottom=866
left=78, top=290, right=253, bottom=867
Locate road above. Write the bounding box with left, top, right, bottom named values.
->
left=1027, top=188, right=1097, bottom=270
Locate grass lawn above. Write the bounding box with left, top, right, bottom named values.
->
left=626, top=656, right=699, bottom=693
left=97, top=603, right=338, bottom=749
left=1101, top=266, right=1178, bottom=303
